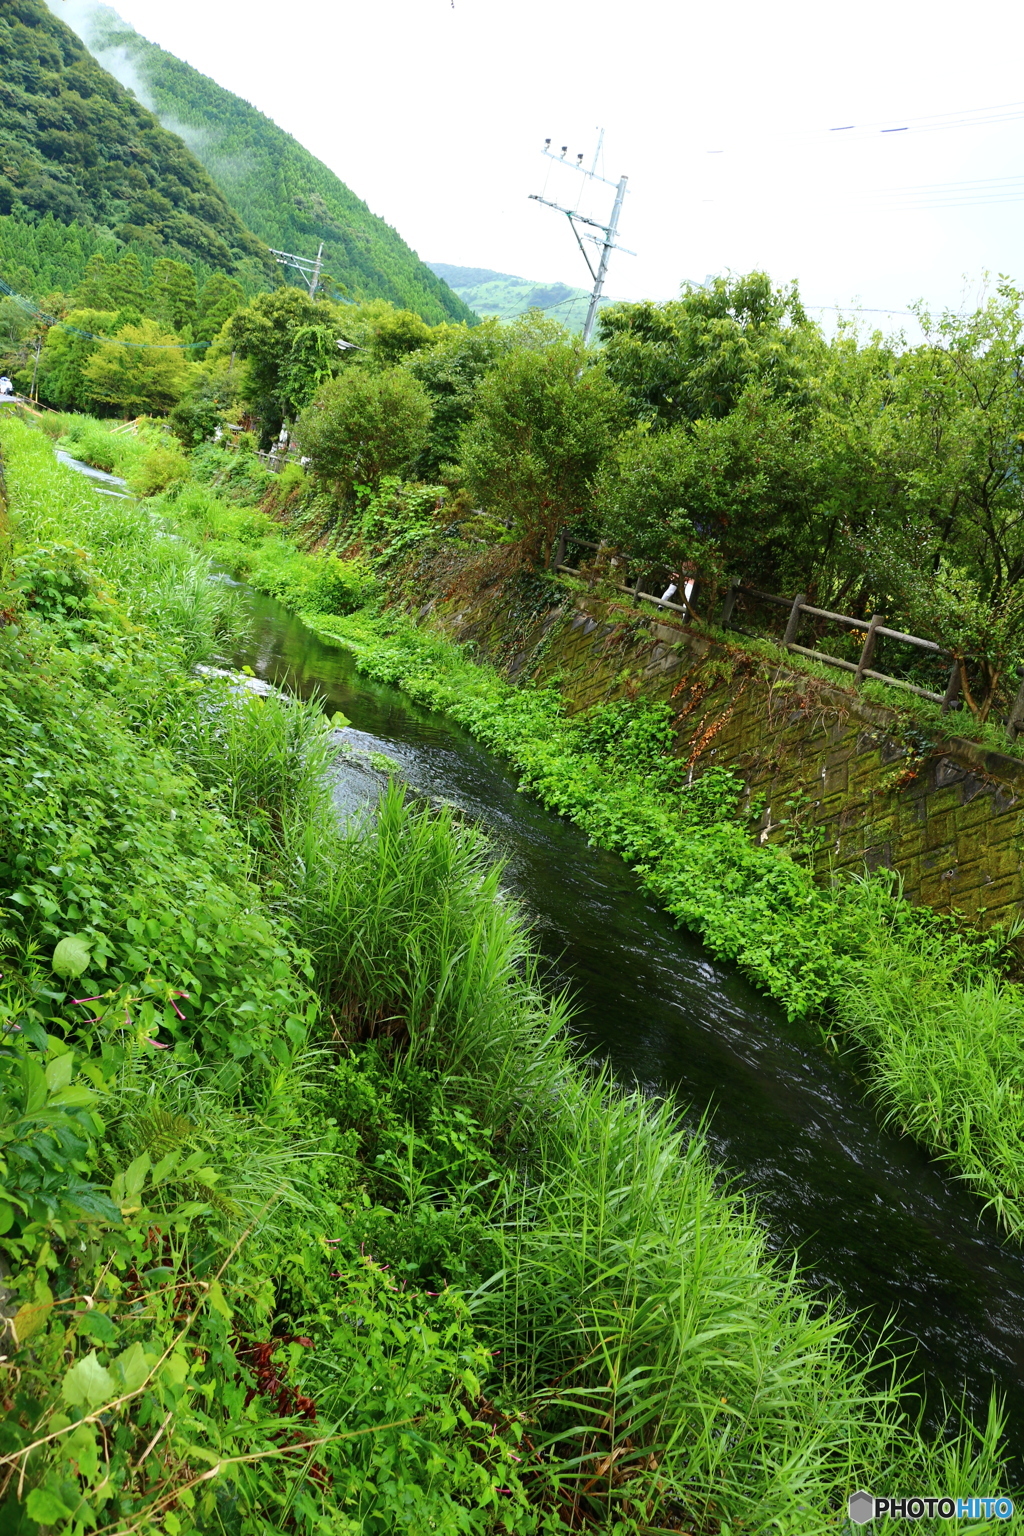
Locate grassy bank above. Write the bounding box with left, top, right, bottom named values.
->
left=66, top=420, right=1024, bottom=1254
left=270, top=608, right=1024, bottom=1249
left=0, top=418, right=1013, bottom=1531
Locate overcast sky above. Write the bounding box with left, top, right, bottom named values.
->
left=53, top=0, right=1024, bottom=332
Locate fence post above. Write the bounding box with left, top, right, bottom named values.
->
left=854, top=613, right=884, bottom=684
left=941, top=661, right=961, bottom=716
left=1007, top=676, right=1024, bottom=741
left=718, top=582, right=738, bottom=627
left=551, top=530, right=567, bottom=572
left=631, top=569, right=646, bottom=607
left=783, top=593, right=807, bottom=647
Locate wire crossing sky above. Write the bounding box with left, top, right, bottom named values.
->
left=51, top=0, right=1024, bottom=330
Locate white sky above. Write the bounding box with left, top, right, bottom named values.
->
left=52, top=0, right=1024, bottom=331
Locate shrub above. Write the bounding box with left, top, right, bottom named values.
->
left=126, top=443, right=190, bottom=497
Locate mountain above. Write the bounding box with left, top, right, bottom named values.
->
left=427, top=263, right=618, bottom=334
left=0, top=0, right=274, bottom=285
left=59, top=4, right=477, bottom=327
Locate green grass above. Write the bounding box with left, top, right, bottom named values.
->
left=1, top=413, right=1015, bottom=1530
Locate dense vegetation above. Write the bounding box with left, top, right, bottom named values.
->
left=0, top=1, right=273, bottom=282
left=40, top=392, right=1024, bottom=1257
left=73, top=4, right=476, bottom=326
left=9, top=251, right=1024, bottom=1525
left=249, top=268, right=1024, bottom=727
left=5, top=416, right=1010, bottom=1532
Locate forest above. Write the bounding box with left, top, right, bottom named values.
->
left=75, top=4, right=477, bottom=326
left=0, top=1, right=274, bottom=282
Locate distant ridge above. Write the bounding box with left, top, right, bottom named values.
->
left=57, top=2, right=476, bottom=326
left=428, top=263, right=619, bottom=334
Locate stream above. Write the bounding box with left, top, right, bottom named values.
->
left=232, top=590, right=1024, bottom=1468
left=56, top=449, right=1024, bottom=1470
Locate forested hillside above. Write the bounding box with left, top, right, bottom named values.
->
left=0, top=0, right=274, bottom=284
left=66, top=3, right=477, bottom=326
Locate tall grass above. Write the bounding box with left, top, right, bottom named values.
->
left=169, top=683, right=338, bottom=848
left=836, top=920, right=1024, bottom=1239
left=284, top=780, right=574, bottom=1117
left=284, top=783, right=1009, bottom=1530
left=2, top=418, right=246, bottom=668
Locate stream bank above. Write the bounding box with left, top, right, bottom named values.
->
left=232, top=586, right=1024, bottom=1469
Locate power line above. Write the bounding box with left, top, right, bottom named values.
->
left=705, top=96, right=1024, bottom=153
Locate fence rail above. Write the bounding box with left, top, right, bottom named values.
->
left=551, top=532, right=1024, bottom=740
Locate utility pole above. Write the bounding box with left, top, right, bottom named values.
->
left=269, top=241, right=325, bottom=298
left=529, top=132, right=633, bottom=345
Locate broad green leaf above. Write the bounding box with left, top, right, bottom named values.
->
left=76, top=1309, right=118, bottom=1345
left=21, top=1058, right=47, bottom=1115
left=113, top=1340, right=156, bottom=1393
left=52, top=935, right=91, bottom=978
left=66, top=1423, right=99, bottom=1481
left=13, top=1301, right=52, bottom=1345
left=62, top=1350, right=115, bottom=1410
left=26, top=1486, right=76, bottom=1523
left=125, top=1152, right=151, bottom=1200
left=161, top=1350, right=190, bottom=1386
left=45, top=1050, right=74, bottom=1093
left=206, top=1278, right=231, bottom=1322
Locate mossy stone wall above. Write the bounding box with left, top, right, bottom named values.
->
left=426, top=578, right=1024, bottom=930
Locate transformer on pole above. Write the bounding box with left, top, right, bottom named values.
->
left=529, top=131, right=634, bottom=345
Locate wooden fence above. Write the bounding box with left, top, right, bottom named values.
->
left=552, top=533, right=1024, bottom=740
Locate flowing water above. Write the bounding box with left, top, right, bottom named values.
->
left=229, top=590, right=1024, bottom=1468
left=53, top=450, right=1024, bottom=1469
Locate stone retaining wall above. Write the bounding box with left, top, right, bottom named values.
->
left=425, top=573, right=1024, bottom=930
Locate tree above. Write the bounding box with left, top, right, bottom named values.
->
left=32, top=309, right=119, bottom=410
left=598, top=272, right=819, bottom=429
left=225, top=287, right=344, bottom=438
left=339, top=300, right=438, bottom=368
left=83, top=319, right=194, bottom=414
left=296, top=367, right=432, bottom=499
left=405, top=318, right=514, bottom=478
left=871, top=285, right=1024, bottom=602
left=902, top=559, right=1024, bottom=721
left=72, top=253, right=115, bottom=310
left=150, top=258, right=198, bottom=334
left=169, top=373, right=226, bottom=448
left=279, top=323, right=339, bottom=413
left=596, top=386, right=825, bottom=591
left=197, top=272, right=245, bottom=343
left=457, top=342, right=626, bottom=561
left=104, top=253, right=148, bottom=315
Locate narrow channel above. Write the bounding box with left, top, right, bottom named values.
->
left=55, top=452, right=1024, bottom=1467
left=232, top=588, right=1024, bottom=1467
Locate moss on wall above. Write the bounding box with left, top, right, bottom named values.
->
left=415, top=556, right=1024, bottom=930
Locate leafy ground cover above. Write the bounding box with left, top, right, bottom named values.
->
left=0, top=418, right=1013, bottom=1532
